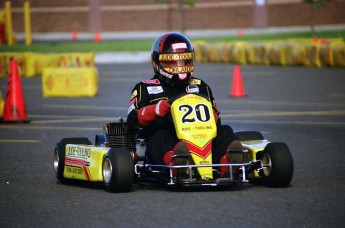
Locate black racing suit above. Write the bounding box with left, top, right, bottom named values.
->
left=127, top=75, right=236, bottom=164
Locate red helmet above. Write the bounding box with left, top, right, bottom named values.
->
left=151, top=32, right=195, bottom=85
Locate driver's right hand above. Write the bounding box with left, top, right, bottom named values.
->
left=155, top=100, right=171, bottom=117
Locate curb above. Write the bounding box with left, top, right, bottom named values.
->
left=95, top=52, right=150, bottom=64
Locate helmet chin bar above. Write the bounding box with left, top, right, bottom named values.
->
left=154, top=62, right=193, bottom=84
left=162, top=72, right=192, bottom=87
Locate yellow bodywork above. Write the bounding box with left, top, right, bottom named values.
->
left=171, top=94, right=217, bottom=179
left=63, top=144, right=109, bottom=181
left=241, top=139, right=270, bottom=178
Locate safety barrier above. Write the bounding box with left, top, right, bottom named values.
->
left=24, top=53, right=61, bottom=77
left=42, top=67, right=98, bottom=97
left=0, top=52, right=25, bottom=77
left=0, top=52, right=95, bottom=78
left=194, top=38, right=345, bottom=68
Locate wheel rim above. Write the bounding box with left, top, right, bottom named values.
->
left=103, top=158, right=112, bottom=184
left=53, top=148, right=59, bottom=174
left=262, top=153, right=272, bottom=176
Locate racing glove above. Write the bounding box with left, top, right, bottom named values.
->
left=138, top=100, right=171, bottom=126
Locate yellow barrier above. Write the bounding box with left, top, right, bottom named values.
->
left=25, top=53, right=61, bottom=77
left=304, top=43, right=321, bottom=68
left=268, top=42, right=287, bottom=66
left=230, top=42, right=248, bottom=65
left=0, top=53, right=25, bottom=77
left=42, top=67, right=98, bottom=97
left=252, top=43, right=267, bottom=65
left=194, top=41, right=207, bottom=63
left=330, top=40, right=345, bottom=67
left=319, top=44, right=332, bottom=67
left=60, top=53, right=95, bottom=67
left=194, top=38, right=344, bottom=68
left=285, top=43, right=307, bottom=66
left=0, top=52, right=96, bottom=77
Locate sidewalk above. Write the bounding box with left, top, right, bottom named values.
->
left=15, top=24, right=345, bottom=42
left=94, top=52, right=150, bottom=64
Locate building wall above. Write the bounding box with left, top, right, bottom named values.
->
left=2, top=0, right=345, bottom=33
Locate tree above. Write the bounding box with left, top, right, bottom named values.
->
left=302, top=0, right=332, bottom=34
left=154, top=0, right=196, bottom=34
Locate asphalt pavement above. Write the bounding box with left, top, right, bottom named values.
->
left=1, top=62, right=345, bottom=227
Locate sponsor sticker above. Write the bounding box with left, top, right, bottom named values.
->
left=128, top=97, right=137, bottom=106
left=186, top=84, right=199, bottom=93
left=163, top=66, right=194, bottom=74
left=147, top=86, right=164, bottom=94
left=190, top=79, right=201, bottom=85
left=159, top=52, right=193, bottom=61
left=160, top=69, right=173, bottom=78
left=127, top=97, right=137, bottom=114
left=172, top=42, right=187, bottom=50
left=66, top=166, right=83, bottom=175
left=142, top=79, right=160, bottom=84
left=128, top=103, right=135, bottom=114
left=67, top=146, right=91, bottom=158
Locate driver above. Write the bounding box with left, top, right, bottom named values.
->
left=127, top=32, right=242, bottom=177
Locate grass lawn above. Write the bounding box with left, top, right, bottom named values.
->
left=1, top=30, right=344, bottom=53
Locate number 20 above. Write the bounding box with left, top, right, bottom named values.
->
left=179, top=104, right=211, bottom=123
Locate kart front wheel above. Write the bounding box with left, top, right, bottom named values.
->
left=54, top=137, right=92, bottom=183
left=261, top=142, right=294, bottom=188
left=102, top=148, right=133, bottom=192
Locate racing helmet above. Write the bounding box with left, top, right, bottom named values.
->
left=151, top=32, right=195, bottom=85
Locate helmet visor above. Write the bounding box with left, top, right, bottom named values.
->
left=159, top=52, right=194, bottom=75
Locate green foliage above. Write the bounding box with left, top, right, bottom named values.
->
left=302, top=0, right=331, bottom=8
left=153, top=0, right=195, bottom=6
left=185, top=0, right=196, bottom=7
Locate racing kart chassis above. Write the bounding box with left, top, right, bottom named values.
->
left=54, top=120, right=294, bottom=192
left=135, top=159, right=262, bottom=187
left=54, top=94, right=294, bottom=192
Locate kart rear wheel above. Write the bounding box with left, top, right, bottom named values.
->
left=236, top=131, right=264, bottom=141
left=102, top=148, right=133, bottom=192
left=54, top=137, right=92, bottom=183
left=261, top=142, right=294, bottom=188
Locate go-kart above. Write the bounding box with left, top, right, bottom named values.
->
left=53, top=93, right=294, bottom=192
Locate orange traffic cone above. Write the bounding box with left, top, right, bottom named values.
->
left=237, top=28, right=244, bottom=37
left=230, top=65, right=246, bottom=97
left=94, top=32, right=101, bottom=43
left=1, top=59, right=30, bottom=123
left=71, top=29, right=77, bottom=41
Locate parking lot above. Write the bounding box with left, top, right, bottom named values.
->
left=1, top=62, right=345, bottom=227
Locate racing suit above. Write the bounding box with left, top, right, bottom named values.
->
left=127, top=75, right=237, bottom=164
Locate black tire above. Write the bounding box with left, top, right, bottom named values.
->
left=236, top=131, right=265, bottom=141
left=261, top=142, right=294, bottom=188
left=54, top=137, right=92, bottom=183
left=102, top=148, right=133, bottom=192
